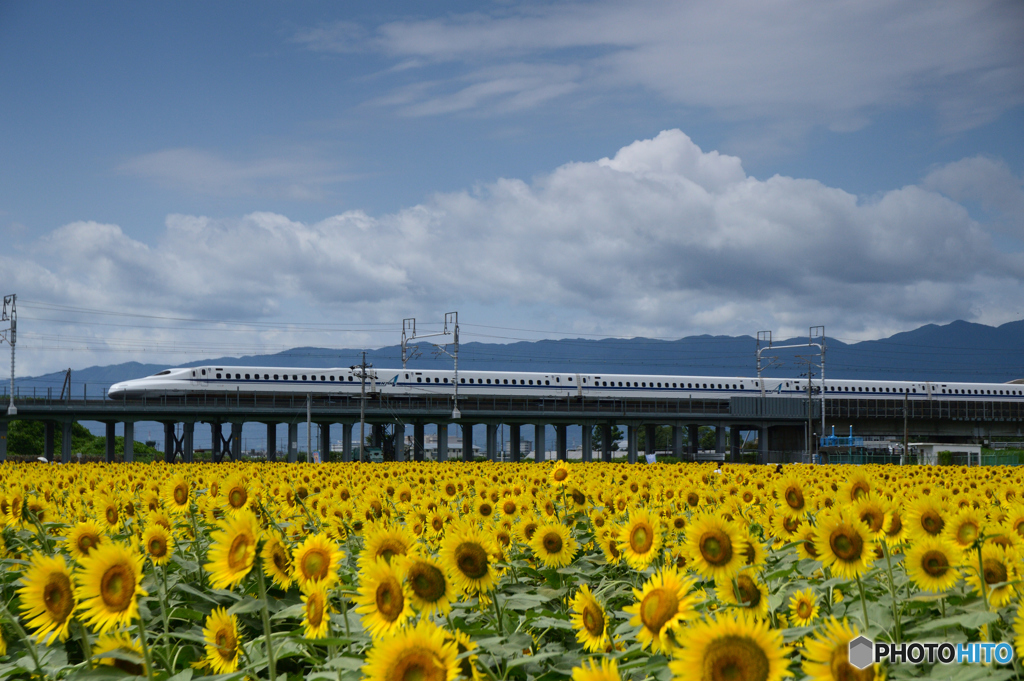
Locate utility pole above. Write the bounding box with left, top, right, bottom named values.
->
left=351, top=352, right=373, bottom=463
left=400, top=312, right=460, bottom=419
left=306, top=393, right=312, bottom=463
left=1, top=294, right=15, bottom=415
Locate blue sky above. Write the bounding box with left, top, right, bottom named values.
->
left=1, top=0, right=1023, bottom=377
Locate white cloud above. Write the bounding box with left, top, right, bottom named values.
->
left=8, top=130, right=1024, bottom=374
left=304, top=0, right=1024, bottom=133
left=119, top=148, right=357, bottom=199
left=922, top=156, right=1024, bottom=233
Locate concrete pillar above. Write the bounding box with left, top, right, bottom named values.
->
left=688, top=424, right=699, bottom=456
left=45, top=422, right=55, bottom=461
left=758, top=425, right=768, bottom=464
left=730, top=427, right=741, bottom=463
left=230, top=423, right=242, bottom=461
left=0, top=420, right=7, bottom=462
left=343, top=423, right=353, bottom=462
left=534, top=423, right=545, bottom=462
left=105, top=422, right=116, bottom=463
left=601, top=424, right=612, bottom=462
left=644, top=424, right=656, bottom=459
left=672, top=425, right=683, bottom=459
left=486, top=424, right=498, bottom=461
left=556, top=424, right=567, bottom=461
left=287, top=423, right=298, bottom=463
left=211, top=423, right=222, bottom=462
left=183, top=422, right=194, bottom=463
left=61, top=421, right=72, bottom=463
left=372, top=424, right=383, bottom=448
left=123, top=422, right=134, bottom=462
left=414, top=423, right=424, bottom=462
left=715, top=425, right=726, bottom=454
left=581, top=425, right=592, bottom=463
left=462, top=423, right=473, bottom=462
left=394, top=422, right=406, bottom=461
left=437, top=424, right=448, bottom=462
left=510, top=424, right=521, bottom=463
left=266, top=423, right=277, bottom=461
left=319, top=423, right=331, bottom=463
left=627, top=425, right=639, bottom=464
left=164, top=423, right=175, bottom=463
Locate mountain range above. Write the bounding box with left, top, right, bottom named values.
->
left=12, top=319, right=1024, bottom=396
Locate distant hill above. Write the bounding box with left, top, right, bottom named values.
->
left=11, top=319, right=1024, bottom=396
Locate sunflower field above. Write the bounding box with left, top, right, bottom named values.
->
left=0, top=460, right=1022, bottom=681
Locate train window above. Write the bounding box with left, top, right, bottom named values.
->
left=487, top=379, right=493, bottom=384
left=733, top=384, right=737, bottom=389
left=417, top=378, right=422, bottom=383
left=703, top=384, right=707, bottom=389
left=320, top=376, right=325, bottom=381
left=201, top=369, right=206, bottom=376
left=718, top=384, right=723, bottom=389
left=545, top=380, right=549, bottom=385
left=688, top=383, right=693, bottom=388
left=348, top=376, right=354, bottom=381
left=329, top=376, right=334, bottom=381
left=468, top=379, right=473, bottom=384
left=634, top=382, right=639, bottom=387
left=785, top=383, right=789, bottom=387
left=460, top=379, right=465, bottom=384
left=673, top=383, right=677, bottom=388
left=941, top=389, right=946, bottom=394
left=216, top=373, right=222, bottom=379
left=527, top=380, right=533, bottom=385
left=568, top=377, right=573, bottom=381
left=913, top=388, right=916, bottom=392
left=555, top=377, right=559, bottom=382
left=245, top=374, right=250, bottom=379
left=235, top=373, right=241, bottom=379
left=405, top=374, right=409, bottom=379
left=503, top=379, right=507, bottom=384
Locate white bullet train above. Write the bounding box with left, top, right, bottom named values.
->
left=107, top=366, right=1024, bottom=401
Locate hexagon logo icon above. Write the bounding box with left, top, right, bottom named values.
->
left=848, top=635, right=874, bottom=670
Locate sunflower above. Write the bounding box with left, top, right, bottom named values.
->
left=402, top=554, right=453, bottom=616
left=904, top=535, right=960, bottom=593
left=942, top=507, right=984, bottom=554
left=550, top=461, right=571, bottom=488
left=204, top=509, right=260, bottom=590
left=362, top=617, right=458, bottom=681
left=617, top=508, right=664, bottom=570
left=1014, top=601, right=1024, bottom=660
left=965, top=544, right=1017, bottom=608
left=598, top=530, right=622, bottom=565
left=572, top=657, right=622, bottom=681
left=66, top=520, right=107, bottom=560
left=716, top=572, right=770, bottom=619
left=802, top=617, right=879, bottom=681
left=788, top=588, right=819, bottom=626
left=95, top=494, right=121, bottom=529
left=439, top=521, right=499, bottom=598
left=852, top=494, right=889, bottom=539
left=165, top=474, right=191, bottom=513
left=301, top=581, right=333, bottom=639
left=92, top=632, right=145, bottom=675
left=445, top=628, right=484, bottom=681
left=623, top=566, right=701, bottom=654
left=361, top=522, right=418, bottom=568
left=882, top=507, right=907, bottom=547
left=203, top=607, right=241, bottom=673
left=813, top=508, right=875, bottom=580
left=685, top=514, right=748, bottom=582
left=529, top=522, right=578, bottom=568
left=142, top=524, right=173, bottom=567
left=75, top=542, right=147, bottom=634
left=905, top=496, right=947, bottom=540
left=795, top=525, right=821, bottom=562
left=570, top=584, right=611, bottom=652
left=18, top=553, right=76, bottom=644
left=292, top=532, right=344, bottom=589
left=355, top=557, right=414, bottom=638
left=222, top=473, right=250, bottom=513
left=770, top=511, right=802, bottom=544
left=776, top=473, right=810, bottom=517
left=261, top=534, right=294, bottom=590
left=670, top=610, right=791, bottom=681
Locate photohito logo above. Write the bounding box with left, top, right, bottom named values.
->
left=848, top=636, right=1015, bottom=668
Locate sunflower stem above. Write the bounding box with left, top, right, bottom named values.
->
left=76, top=620, right=92, bottom=669
left=0, top=601, right=45, bottom=677
left=882, top=543, right=902, bottom=643
left=256, top=560, right=278, bottom=681
left=135, top=609, right=157, bottom=681
left=491, top=592, right=504, bottom=636
left=159, top=563, right=172, bottom=662
left=855, top=574, right=870, bottom=632
left=975, top=544, right=989, bottom=610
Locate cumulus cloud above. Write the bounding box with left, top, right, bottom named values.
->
left=9, top=130, right=1024, bottom=373
left=302, top=0, right=1024, bottom=133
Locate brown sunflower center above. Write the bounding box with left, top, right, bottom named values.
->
left=920, top=511, right=944, bottom=536
left=214, top=628, right=236, bottom=661
left=106, top=507, right=118, bottom=526
left=503, top=501, right=517, bottom=515
left=640, top=586, right=679, bottom=634
left=300, top=547, right=331, bottom=582
left=479, top=503, right=493, bottom=517
left=702, top=635, right=770, bottom=681
left=271, top=546, right=290, bottom=572
left=851, top=482, right=870, bottom=501
left=582, top=603, right=604, bottom=636
left=785, top=487, right=805, bottom=511
left=735, top=575, right=761, bottom=607
left=886, top=513, right=903, bottom=537
left=148, top=536, right=168, bottom=558
left=99, top=563, right=135, bottom=612
left=956, top=522, right=978, bottom=545
left=227, top=488, right=247, bottom=509
left=306, top=593, right=325, bottom=628
left=173, top=485, right=188, bottom=506
left=783, top=516, right=800, bottom=533
left=630, top=523, right=654, bottom=554
left=982, top=558, right=1008, bottom=585
left=454, top=541, right=489, bottom=580
left=43, top=572, right=74, bottom=623
left=227, top=534, right=252, bottom=571
left=699, top=530, right=733, bottom=566
left=523, top=523, right=538, bottom=541
left=375, top=577, right=405, bottom=621
left=78, top=534, right=98, bottom=554
left=920, top=550, right=949, bottom=577
left=687, top=492, right=700, bottom=507
left=830, top=646, right=875, bottom=681
left=828, top=527, right=864, bottom=562
left=860, top=509, right=883, bottom=534
left=542, top=531, right=563, bottom=555
left=377, top=539, right=407, bottom=563
left=409, top=562, right=447, bottom=603
left=796, top=600, right=813, bottom=619
left=553, top=468, right=569, bottom=482
left=803, top=537, right=819, bottom=558
left=392, top=651, right=446, bottom=681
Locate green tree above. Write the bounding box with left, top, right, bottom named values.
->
left=699, top=426, right=717, bottom=451
left=638, top=425, right=672, bottom=450
left=6, top=420, right=158, bottom=459
left=591, top=425, right=624, bottom=451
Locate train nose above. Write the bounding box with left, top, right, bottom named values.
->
left=108, top=382, right=127, bottom=399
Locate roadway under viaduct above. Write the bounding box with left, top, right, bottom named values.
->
left=2, top=392, right=1022, bottom=464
